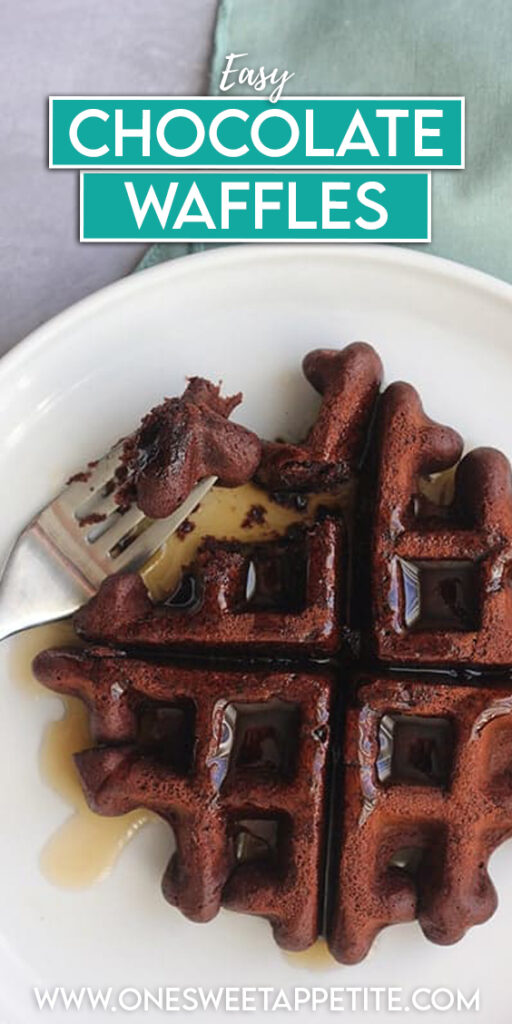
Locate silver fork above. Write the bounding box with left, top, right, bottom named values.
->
left=0, top=442, right=216, bottom=642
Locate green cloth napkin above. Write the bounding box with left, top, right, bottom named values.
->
left=139, top=0, right=512, bottom=282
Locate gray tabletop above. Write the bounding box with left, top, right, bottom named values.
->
left=0, top=0, right=218, bottom=357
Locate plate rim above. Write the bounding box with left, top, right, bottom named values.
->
left=3, top=243, right=512, bottom=386
left=3, top=241, right=512, bottom=1015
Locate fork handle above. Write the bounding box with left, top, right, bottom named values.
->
left=0, top=526, right=93, bottom=643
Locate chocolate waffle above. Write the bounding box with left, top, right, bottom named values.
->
left=33, top=647, right=333, bottom=951
left=328, top=672, right=512, bottom=964
left=74, top=515, right=345, bottom=657
left=257, top=342, right=383, bottom=492
left=32, top=340, right=512, bottom=963
left=371, top=382, right=512, bottom=665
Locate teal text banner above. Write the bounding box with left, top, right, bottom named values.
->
left=52, top=98, right=464, bottom=168
left=80, top=171, right=430, bottom=242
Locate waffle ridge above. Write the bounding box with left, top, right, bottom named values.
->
left=328, top=672, right=512, bottom=963
left=74, top=515, right=345, bottom=658
left=372, top=381, right=512, bottom=665
left=34, top=648, right=332, bottom=951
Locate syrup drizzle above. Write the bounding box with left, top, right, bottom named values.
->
left=8, top=620, right=152, bottom=888
left=283, top=938, right=337, bottom=970
left=142, top=481, right=344, bottom=601
left=10, top=482, right=346, bottom=897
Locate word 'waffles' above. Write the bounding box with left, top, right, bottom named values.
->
left=33, top=342, right=512, bottom=963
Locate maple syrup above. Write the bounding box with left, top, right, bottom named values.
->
left=11, top=481, right=345, bottom=890
left=283, top=938, right=337, bottom=970
left=9, top=620, right=152, bottom=887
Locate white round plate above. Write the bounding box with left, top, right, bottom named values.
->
left=1, top=245, right=512, bottom=1023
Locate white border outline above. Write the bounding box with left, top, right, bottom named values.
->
left=79, top=168, right=432, bottom=244
left=50, top=96, right=465, bottom=170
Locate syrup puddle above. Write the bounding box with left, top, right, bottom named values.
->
left=142, top=481, right=344, bottom=600
left=40, top=699, right=151, bottom=888
left=10, top=481, right=347, bottom=892
left=283, top=938, right=337, bottom=970
left=9, top=621, right=152, bottom=888
left=417, top=466, right=456, bottom=508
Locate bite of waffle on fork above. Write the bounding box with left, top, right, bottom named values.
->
left=33, top=340, right=512, bottom=963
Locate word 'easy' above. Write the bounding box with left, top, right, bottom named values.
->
left=219, top=52, right=295, bottom=104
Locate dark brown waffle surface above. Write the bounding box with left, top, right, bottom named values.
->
left=257, top=342, right=383, bottom=491
left=74, top=515, right=345, bottom=658
left=33, top=341, right=512, bottom=963
left=34, top=648, right=333, bottom=951
left=328, top=672, right=512, bottom=964
left=371, top=381, right=512, bottom=665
